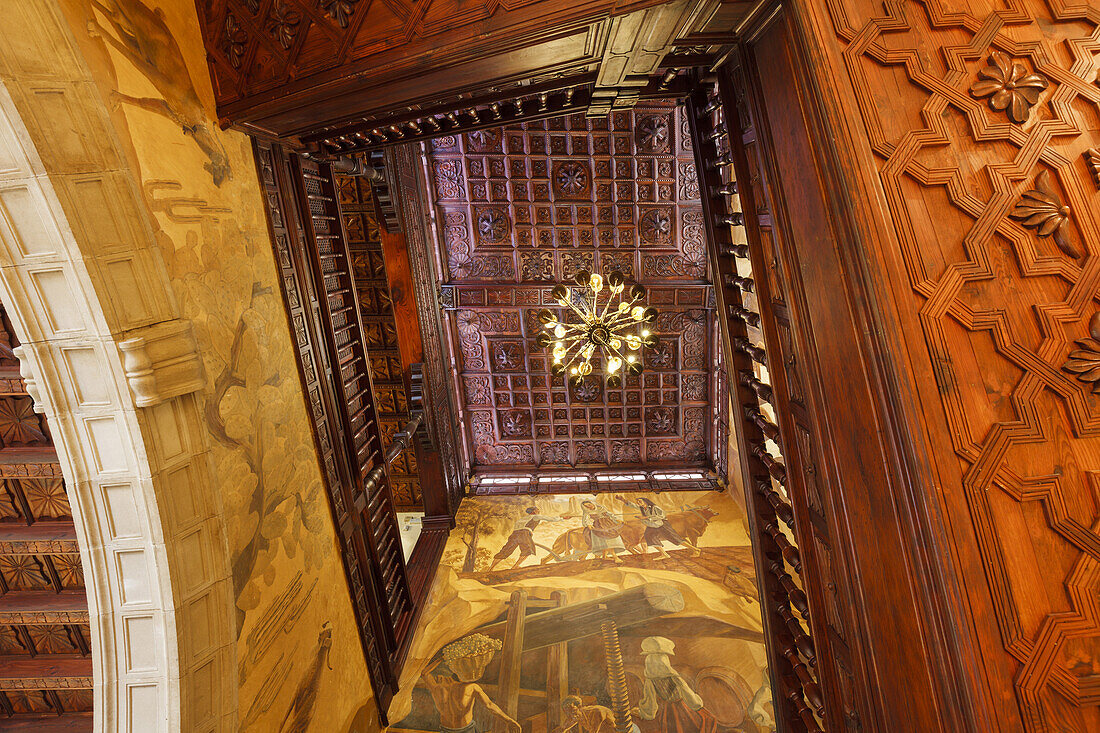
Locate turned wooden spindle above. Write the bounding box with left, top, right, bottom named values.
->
left=722, top=242, right=751, bottom=258
left=735, top=337, right=768, bottom=366
left=756, top=480, right=795, bottom=526
left=751, top=443, right=786, bottom=483
left=746, top=408, right=780, bottom=441
left=776, top=603, right=815, bottom=664
left=724, top=273, right=755, bottom=292
left=782, top=646, right=825, bottom=712
left=729, top=304, right=761, bottom=327
left=763, top=519, right=801, bottom=573
left=740, top=372, right=774, bottom=403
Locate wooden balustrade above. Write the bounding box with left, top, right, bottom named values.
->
left=688, top=76, right=827, bottom=732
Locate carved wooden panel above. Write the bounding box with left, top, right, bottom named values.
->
left=386, top=144, right=467, bottom=513
left=750, top=1, right=1100, bottom=730
left=428, top=102, right=725, bottom=471
left=194, top=0, right=741, bottom=137
left=336, top=174, right=424, bottom=511
left=253, top=140, right=398, bottom=711
left=0, top=304, right=93, bottom=723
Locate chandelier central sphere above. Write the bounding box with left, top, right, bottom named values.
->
left=535, top=270, right=658, bottom=389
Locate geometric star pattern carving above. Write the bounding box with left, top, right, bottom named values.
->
left=825, top=1, right=1100, bottom=724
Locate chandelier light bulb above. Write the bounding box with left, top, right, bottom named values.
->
left=534, top=269, right=658, bottom=386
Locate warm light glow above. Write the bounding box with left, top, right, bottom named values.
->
left=532, top=269, right=658, bottom=386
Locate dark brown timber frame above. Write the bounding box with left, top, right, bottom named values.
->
left=253, top=140, right=447, bottom=722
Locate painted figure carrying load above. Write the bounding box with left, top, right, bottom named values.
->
left=581, top=500, right=626, bottom=563
left=489, top=506, right=564, bottom=571
left=421, top=633, right=521, bottom=733
left=635, top=498, right=701, bottom=558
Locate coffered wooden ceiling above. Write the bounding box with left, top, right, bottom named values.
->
left=426, top=101, right=727, bottom=473
left=0, top=306, right=92, bottom=729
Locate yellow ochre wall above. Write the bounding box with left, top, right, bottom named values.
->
left=51, top=1, right=379, bottom=730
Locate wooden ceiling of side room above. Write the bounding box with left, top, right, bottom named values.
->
left=194, top=0, right=762, bottom=139
left=0, top=305, right=93, bottom=728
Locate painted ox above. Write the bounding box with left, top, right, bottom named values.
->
left=543, top=507, right=718, bottom=563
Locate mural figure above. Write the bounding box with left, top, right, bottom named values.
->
left=391, top=491, right=773, bottom=732
left=86, top=0, right=232, bottom=185
left=278, top=622, right=333, bottom=733
left=422, top=634, right=521, bottom=733
left=634, top=497, right=700, bottom=558
left=554, top=695, right=617, bottom=733
left=581, top=500, right=626, bottom=563
left=488, top=505, right=566, bottom=571
left=637, top=636, right=718, bottom=733
left=547, top=504, right=717, bottom=564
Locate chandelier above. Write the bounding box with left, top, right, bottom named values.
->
left=535, top=270, right=658, bottom=388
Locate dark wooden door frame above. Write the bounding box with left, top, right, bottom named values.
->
left=686, top=2, right=985, bottom=730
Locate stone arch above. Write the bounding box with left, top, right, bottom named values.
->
left=0, top=10, right=235, bottom=733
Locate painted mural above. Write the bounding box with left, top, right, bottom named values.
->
left=54, top=1, right=377, bottom=730
left=390, top=490, right=775, bottom=733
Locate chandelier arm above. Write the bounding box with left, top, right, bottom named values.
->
left=561, top=298, right=590, bottom=324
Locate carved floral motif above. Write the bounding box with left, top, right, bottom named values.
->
left=266, top=0, right=302, bottom=49
left=519, top=251, right=553, bottom=281
left=646, top=406, right=677, bottom=435
left=500, top=410, right=532, bottom=438
left=434, top=161, right=465, bottom=199
left=553, top=162, right=590, bottom=197
left=476, top=208, right=510, bottom=243
left=466, top=129, right=501, bottom=152
left=319, top=0, right=359, bottom=29
left=571, top=378, right=602, bottom=403
left=969, top=51, right=1048, bottom=124
left=640, top=209, right=674, bottom=244
left=1010, top=170, right=1079, bottom=259
left=539, top=441, right=570, bottom=464
left=1063, top=313, right=1100, bottom=393
left=492, top=342, right=526, bottom=372
left=636, top=115, right=670, bottom=152
left=1085, top=149, right=1100, bottom=188
left=223, top=14, right=247, bottom=68
left=0, top=397, right=46, bottom=446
